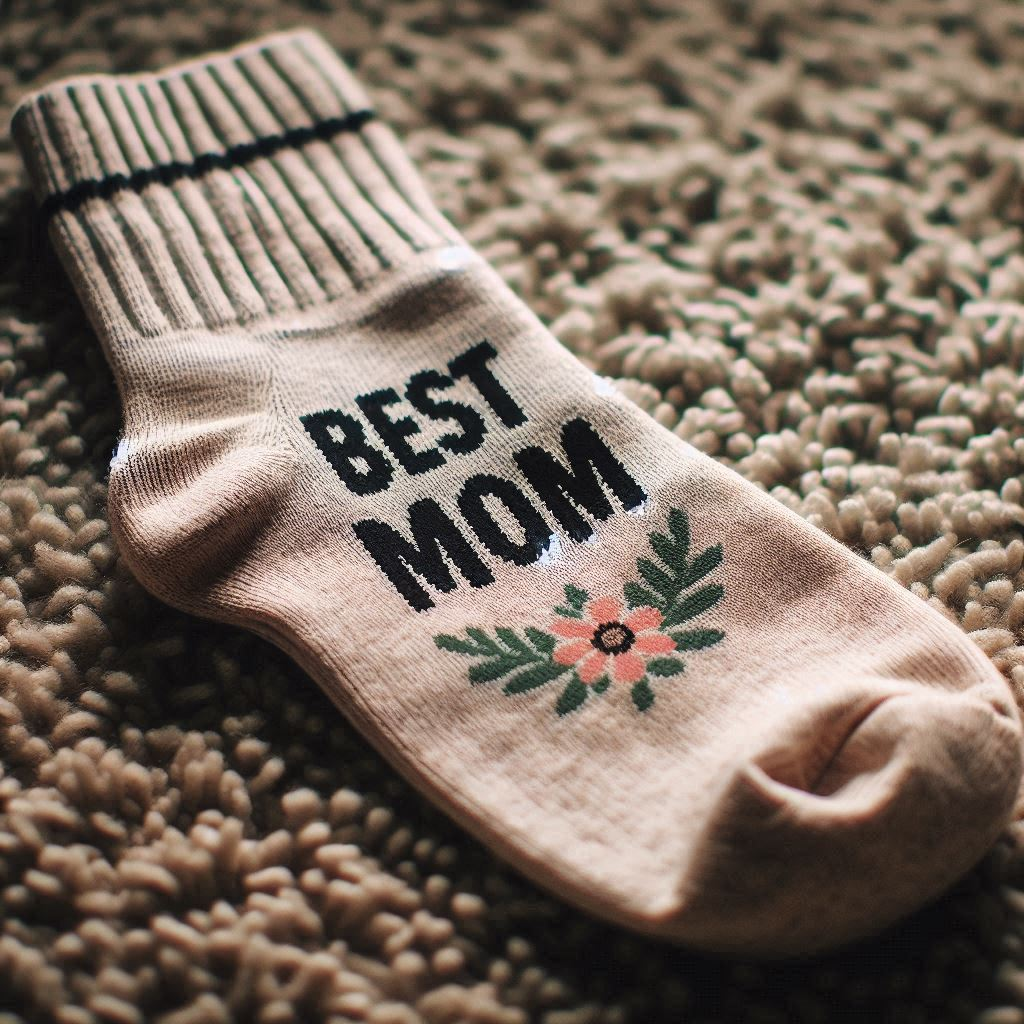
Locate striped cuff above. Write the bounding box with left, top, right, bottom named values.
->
left=11, top=29, right=461, bottom=336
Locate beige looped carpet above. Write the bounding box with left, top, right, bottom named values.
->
left=3, top=1, right=1024, bottom=1021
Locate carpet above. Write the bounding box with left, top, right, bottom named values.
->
left=3, top=0, right=1024, bottom=1021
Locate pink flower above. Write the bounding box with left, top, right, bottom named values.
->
left=551, top=596, right=676, bottom=686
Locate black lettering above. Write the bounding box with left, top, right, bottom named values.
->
left=405, top=370, right=486, bottom=455
left=514, top=417, right=647, bottom=542
left=458, top=473, right=552, bottom=565
left=357, top=388, right=445, bottom=476
left=301, top=409, right=394, bottom=495
left=353, top=499, right=494, bottom=611
left=448, top=340, right=526, bottom=428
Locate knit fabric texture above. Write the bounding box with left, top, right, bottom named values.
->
left=3, top=0, right=1024, bottom=1020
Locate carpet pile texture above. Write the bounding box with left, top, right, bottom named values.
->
left=3, top=1, right=1024, bottom=1021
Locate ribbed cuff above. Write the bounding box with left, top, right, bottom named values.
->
left=11, top=29, right=461, bottom=337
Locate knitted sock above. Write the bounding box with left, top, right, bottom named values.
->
left=12, top=29, right=1023, bottom=957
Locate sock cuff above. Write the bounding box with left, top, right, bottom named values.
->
left=11, top=29, right=461, bottom=338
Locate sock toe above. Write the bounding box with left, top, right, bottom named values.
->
left=669, top=685, right=1023, bottom=956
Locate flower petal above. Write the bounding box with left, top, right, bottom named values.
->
left=612, top=652, right=646, bottom=684
left=550, top=618, right=595, bottom=638
left=624, top=605, right=663, bottom=632
left=633, top=633, right=676, bottom=655
left=587, top=596, right=622, bottom=624
left=578, top=650, right=607, bottom=684
left=553, top=639, right=593, bottom=666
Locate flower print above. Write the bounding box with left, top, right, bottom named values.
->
left=550, top=595, right=676, bottom=685
left=434, top=504, right=725, bottom=715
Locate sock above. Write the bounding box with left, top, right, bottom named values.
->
left=11, top=29, right=1023, bottom=957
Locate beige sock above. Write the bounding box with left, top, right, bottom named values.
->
left=11, top=28, right=1024, bottom=957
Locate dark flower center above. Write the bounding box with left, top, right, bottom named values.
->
left=592, top=621, right=635, bottom=655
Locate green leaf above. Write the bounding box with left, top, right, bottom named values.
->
left=637, top=557, right=677, bottom=599
left=631, top=677, right=655, bottom=712
left=680, top=544, right=723, bottom=589
left=667, top=508, right=691, bottom=556
left=555, top=677, right=588, bottom=716
left=672, top=628, right=725, bottom=651
left=465, top=627, right=499, bottom=654
left=503, top=660, right=570, bottom=695
left=663, top=583, right=725, bottom=628
left=434, top=633, right=479, bottom=655
left=553, top=605, right=582, bottom=619
left=649, top=531, right=684, bottom=569
left=591, top=676, right=610, bottom=694
left=624, top=581, right=660, bottom=610
left=495, top=627, right=534, bottom=658
left=468, top=658, right=520, bottom=684
left=646, top=656, right=686, bottom=677
left=524, top=627, right=556, bottom=655
left=563, top=584, right=589, bottom=609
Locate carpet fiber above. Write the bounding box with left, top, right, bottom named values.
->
left=3, top=1, right=1024, bottom=1021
